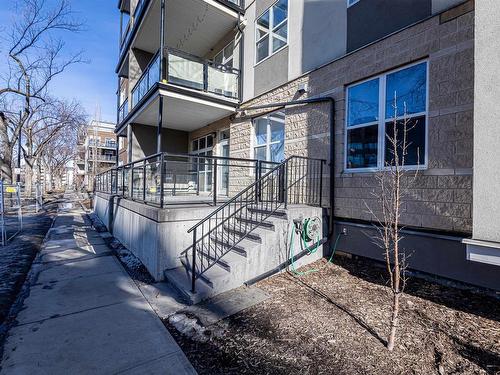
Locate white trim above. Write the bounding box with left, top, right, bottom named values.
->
left=254, top=0, right=289, bottom=66
left=344, top=60, right=429, bottom=173
left=159, top=89, right=238, bottom=110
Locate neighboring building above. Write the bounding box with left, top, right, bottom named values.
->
left=94, top=0, right=499, bottom=301
left=62, top=162, right=75, bottom=188
left=76, top=120, right=119, bottom=191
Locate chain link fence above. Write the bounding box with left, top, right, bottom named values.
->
left=0, top=182, right=44, bottom=246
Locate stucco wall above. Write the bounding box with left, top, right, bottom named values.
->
left=245, top=0, right=348, bottom=101
left=231, top=3, right=474, bottom=234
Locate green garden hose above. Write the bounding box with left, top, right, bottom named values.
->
left=289, top=218, right=321, bottom=275
left=288, top=217, right=342, bottom=276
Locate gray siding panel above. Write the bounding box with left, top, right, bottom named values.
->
left=334, top=222, right=500, bottom=291
left=347, top=0, right=432, bottom=52
left=254, top=46, right=289, bottom=97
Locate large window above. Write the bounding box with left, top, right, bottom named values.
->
left=345, top=61, right=428, bottom=171
left=255, top=0, right=288, bottom=64
left=253, top=111, right=285, bottom=162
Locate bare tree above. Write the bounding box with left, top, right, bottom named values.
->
left=22, top=98, right=85, bottom=194
left=365, top=98, right=419, bottom=351
left=42, top=127, right=79, bottom=191
left=0, top=0, right=84, bottom=183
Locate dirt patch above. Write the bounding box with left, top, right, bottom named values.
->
left=165, top=256, right=500, bottom=375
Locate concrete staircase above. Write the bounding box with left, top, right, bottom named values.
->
left=164, top=207, right=289, bottom=304
left=164, top=156, right=326, bottom=304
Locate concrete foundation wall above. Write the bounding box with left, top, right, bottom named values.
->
left=335, top=221, right=500, bottom=291
left=94, top=193, right=218, bottom=280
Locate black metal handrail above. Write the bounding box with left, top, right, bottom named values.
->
left=94, top=152, right=265, bottom=207
left=185, top=156, right=325, bottom=292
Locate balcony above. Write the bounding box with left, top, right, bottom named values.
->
left=118, top=0, right=243, bottom=72
left=88, top=140, right=117, bottom=149
left=130, top=49, right=239, bottom=112
left=131, top=52, right=160, bottom=108
left=89, top=154, right=116, bottom=163
left=118, top=98, right=129, bottom=124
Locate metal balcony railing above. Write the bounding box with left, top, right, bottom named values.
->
left=89, top=154, right=116, bottom=162
left=131, top=52, right=160, bottom=109
left=127, top=49, right=240, bottom=114
left=118, top=98, right=129, bottom=124
left=89, top=140, right=117, bottom=148
left=166, top=48, right=240, bottom=100
left=120, top=20, right=131, bottom=48
left=94, top=152, right=275, bottom=207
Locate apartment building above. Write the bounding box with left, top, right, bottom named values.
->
left=94, top=0, right=499, bottom=300
left=76, top=120, right=118, bottom=190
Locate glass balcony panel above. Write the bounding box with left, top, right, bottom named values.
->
left=167, top=53, right=204, bottom=91
left=207, top=65, right=238, bottom=99
left=131, top=53, right=160, bottom=108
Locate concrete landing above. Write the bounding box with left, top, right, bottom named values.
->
left=0, top=193, right=196, bottom=375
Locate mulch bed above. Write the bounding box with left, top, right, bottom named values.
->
left=165, top=255, right=500, bottom=375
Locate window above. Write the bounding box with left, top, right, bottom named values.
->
left=253, top=111, right=285, bottom=162
left=192, top=134, right=214, bottom=193
left=345, top=61, right=428, bottom=171
left=255, top=0, right=288, bottom=63
left=347, top=0, right=360, bottom=7
left=214, top=41, right=234, bottom=68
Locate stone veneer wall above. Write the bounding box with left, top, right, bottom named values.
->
left=229, top=3, right=474, bottom=234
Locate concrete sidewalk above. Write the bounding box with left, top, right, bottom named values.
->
left=0, top=193, right=196, bottom=374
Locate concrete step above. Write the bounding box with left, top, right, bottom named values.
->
left=197, top=244, right=247, bottom=273
left=247, top=206, right=287, bottom=219
left=223, top=224, right=262, bottom=243
left=211, top=236, right=256, bottom=258
left=234, top=216, right=275, bottom=230
left=180, top=258, right=220, bottom=289
left=163, top=266, right=212, bottom=305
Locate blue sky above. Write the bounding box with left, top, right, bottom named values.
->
left=1, top=0, right=119, bottom=123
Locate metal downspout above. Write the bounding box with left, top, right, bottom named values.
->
left=236, top=96, right=335, bottom=238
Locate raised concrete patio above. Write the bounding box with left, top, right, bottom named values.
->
left=0, top=193, right=196, bottom=375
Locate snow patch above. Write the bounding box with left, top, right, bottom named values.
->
left=117, top=248, right=143, bottom=270
left=168, top=313, right=224, bottom=342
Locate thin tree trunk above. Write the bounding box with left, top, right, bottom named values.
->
left=0, top=158, right=13, bottom=183
left=387, top=292, right=400, bottom=351
left=25, top=160, right=33, bottom=197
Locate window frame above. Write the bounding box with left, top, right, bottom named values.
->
left=214, top=41, right=235, bottom=68
left=252, top=111, right=286, bottom=163
left=344, top=60, right=429, bottom=173
left=347, top=0, right=360, bottom=7
left=255, top=0, right=289, bottom=65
